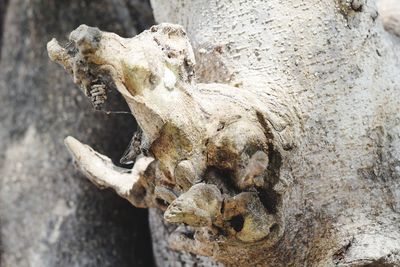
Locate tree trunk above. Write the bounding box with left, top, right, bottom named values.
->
left=23, top=0, right=400, bottom=266
left=145, top=0, right=400, bottom=266
left=0, top=1, right=155, bottom=266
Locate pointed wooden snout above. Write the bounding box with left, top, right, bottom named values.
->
left=164, top=183, right=223, bottom=227
left=64, top=136, right=154, bottom=208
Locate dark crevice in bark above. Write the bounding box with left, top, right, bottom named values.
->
left=254, top=110, right=283, bottom=216
left=332, top=238, right=353, bottom=264
left=204, top=167, right=239, bottom=195
left=229, top=215, right=244, bottom=232
left=257, top=187, right=279, bottom=214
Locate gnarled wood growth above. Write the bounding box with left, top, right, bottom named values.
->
left=47, top=0, right=400, bottom=264
left=47, top=24, right=296, bottom=264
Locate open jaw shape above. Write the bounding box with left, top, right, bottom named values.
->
left=47, top=23, right=295, bottom=260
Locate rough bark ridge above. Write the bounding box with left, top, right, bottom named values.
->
left=0, top=1, right=155, bottom=266
left=46, top=0, right=400, bottom=266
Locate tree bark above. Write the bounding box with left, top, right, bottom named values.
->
left=23, top=0, right=400, bottom=266
left=145, top=0, right=400, bottom=266
left=0, top=1, right=155, bottom=266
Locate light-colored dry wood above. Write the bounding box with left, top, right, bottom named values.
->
left=47, top=0, right=400, bottom=264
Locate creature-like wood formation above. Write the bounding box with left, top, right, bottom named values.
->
left=47, top=24, right=297, bottom=262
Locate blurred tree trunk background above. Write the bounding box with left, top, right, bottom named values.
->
left=0, top=1, right=155, bottom=266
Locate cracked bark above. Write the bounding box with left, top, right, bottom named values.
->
left=45, top=0, right=400, bottom=266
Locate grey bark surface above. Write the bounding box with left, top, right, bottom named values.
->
left=0, top=1, right=155, bottom=266
left=146, top=0, right=400, bottom=266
